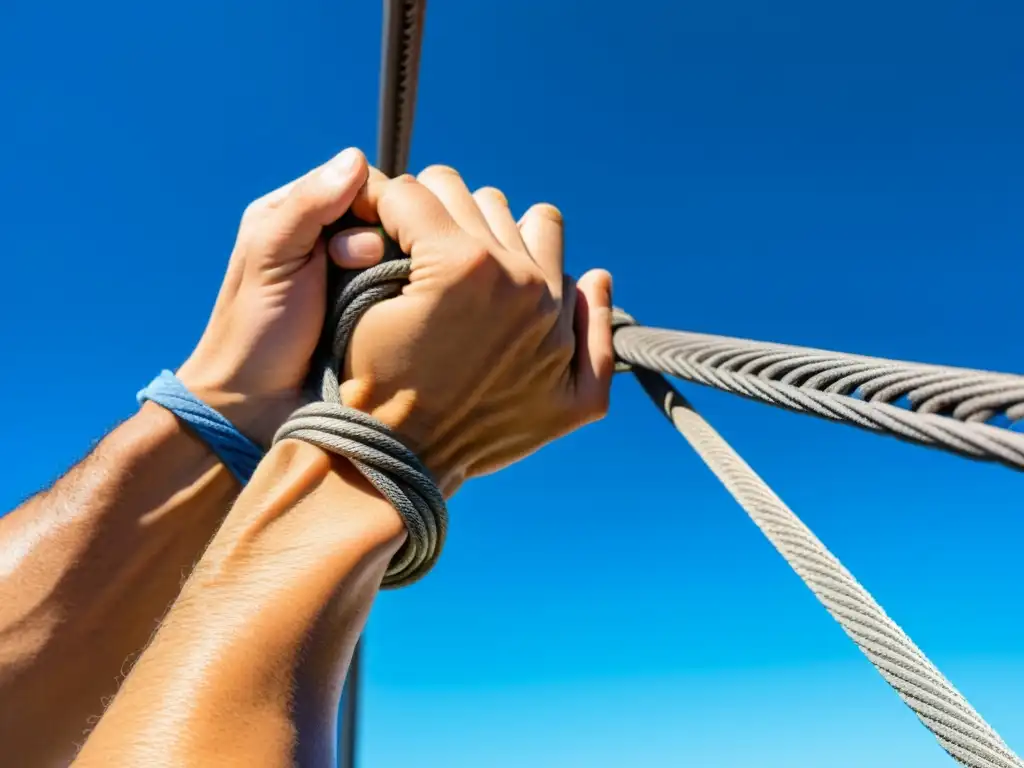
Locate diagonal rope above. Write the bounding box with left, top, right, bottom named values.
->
left=613, top=322, right=1024, bottom=471
left=628, top=364, right=1022, bottom=767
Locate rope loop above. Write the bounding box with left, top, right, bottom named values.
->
left=276, top=221, right=446, bottom=588
left=274, top=401, right=445, bottom=588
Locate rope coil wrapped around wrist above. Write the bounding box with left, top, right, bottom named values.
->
left=272, top=220, right=445, bottom=588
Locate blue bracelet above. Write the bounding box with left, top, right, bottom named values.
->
left=137, top=370, right=265, bottom=485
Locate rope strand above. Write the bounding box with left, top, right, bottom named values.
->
left=613, top=319, right=1024, bottom=470
left=629, top=365, right=1022, bottom=768
left=274, top=251, right=446, bottom=588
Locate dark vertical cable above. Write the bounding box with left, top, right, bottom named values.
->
left=376, top=0, right=426, bottom=177
left=337, top=642, right=361, bottom=768
left=338, top=3, right=426, bottom=767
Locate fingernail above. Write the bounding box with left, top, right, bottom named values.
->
left=329, top=229, right=386, bottom=268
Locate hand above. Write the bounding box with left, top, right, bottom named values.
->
left=176, top=148, right=386, bottom=446
left=334, top=165, right=615, bottom=496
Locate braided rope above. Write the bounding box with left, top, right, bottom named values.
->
left=613, top=319, right=1024, bottom=470
left=274, top=253, right=447, bottom=588
left=631, top=367, right=1022, bottom=767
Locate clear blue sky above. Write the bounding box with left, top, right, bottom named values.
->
left=2, top=1, right=1022, bottom=765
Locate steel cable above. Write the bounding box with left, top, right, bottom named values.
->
left=614, top=320, right=1024, bottom=470
left=629, top=365, right=1022, bottom=768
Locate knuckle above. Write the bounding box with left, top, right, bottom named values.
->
left=454, top=245, right=561, bottom=327
left=510, top=265, right=548, bottom=295
left=453, top=242, right=504, bottom=288
left=377, top=173, right=419, bottom=211
left=391, top=173, right=418, bottom=187
left=240, top=197, right=270, bottom=226
left=511, top=270, right=557, bottom=321
left=460, top=242, right=495, bottom=274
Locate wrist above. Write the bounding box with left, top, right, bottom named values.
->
left=210, top=439, right=406, bottom=578
left=132, top=401, right=237, bottom=491
left=118, top=402, right=241, bottom=531
left=174, top=362, right=302, bottom=449
left=338, top=378, right=466, bottom=497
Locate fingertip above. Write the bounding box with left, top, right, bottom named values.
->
left=328, top=228, right=386, bottom=268
left=520, top=202, right=563, bottom=226
left=320, top=147, right=367, bottom=187
left=578, top=268, right=613, bottom=310
left=349, top=166, right=390, bottom=222
left=574, top=268, right=616, bottom=409
left=278, top=148, right=370, bottom=248
left=304, top=147, right=369, bottom=219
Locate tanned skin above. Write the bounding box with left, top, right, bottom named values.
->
left=0, top=404, right=238, bottom=764
left=0, top=148, right=388, bottom=765
left=2, top=155, right=614, bottom=767
left=70, top=440, right=403, bottom=767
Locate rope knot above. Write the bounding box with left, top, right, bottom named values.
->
left=274, top=214, right=446, bottom=588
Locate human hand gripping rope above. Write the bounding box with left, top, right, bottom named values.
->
left=63, top=162, right=616, bottom=768
left=273, top=168, right=615, bottom=588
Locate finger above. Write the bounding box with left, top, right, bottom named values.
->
left=518, top=203, right=565, bottom=298
left=253, top=177, right=300, bottom=209
left=270, top=147, right=370, bottom=261
left=572, top=269, right=614, bottom=418
left=328, top=227, right=386, bottom=269
left=473, top=187, right=527, bottom=253
left=368, top=174, right=467, bottom=259
left=416, top=165, right=498, bottom=245
left=251, top=153, right=373, bottom=218
left=349, top=166, right=390, bottom=222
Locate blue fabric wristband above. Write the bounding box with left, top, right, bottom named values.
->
left=137, top=370, right=265, bottom=485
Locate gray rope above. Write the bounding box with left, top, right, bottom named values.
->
left=273, top=255, right=447, bottom=588
left=630, top=366, right=1022, bottom=767
left=613, top=318, right=1024, bottom=471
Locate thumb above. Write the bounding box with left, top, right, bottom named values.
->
left=272, top=147, right=371, bottom=262
left=573, top=268, right=615, bottom=417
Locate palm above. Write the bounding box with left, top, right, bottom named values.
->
left=245, top=256, right=329, bottom=395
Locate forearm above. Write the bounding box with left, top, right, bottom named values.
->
left=73, top=439, right=404, bottom=768
left=0, top=402, right=238, bottom=765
